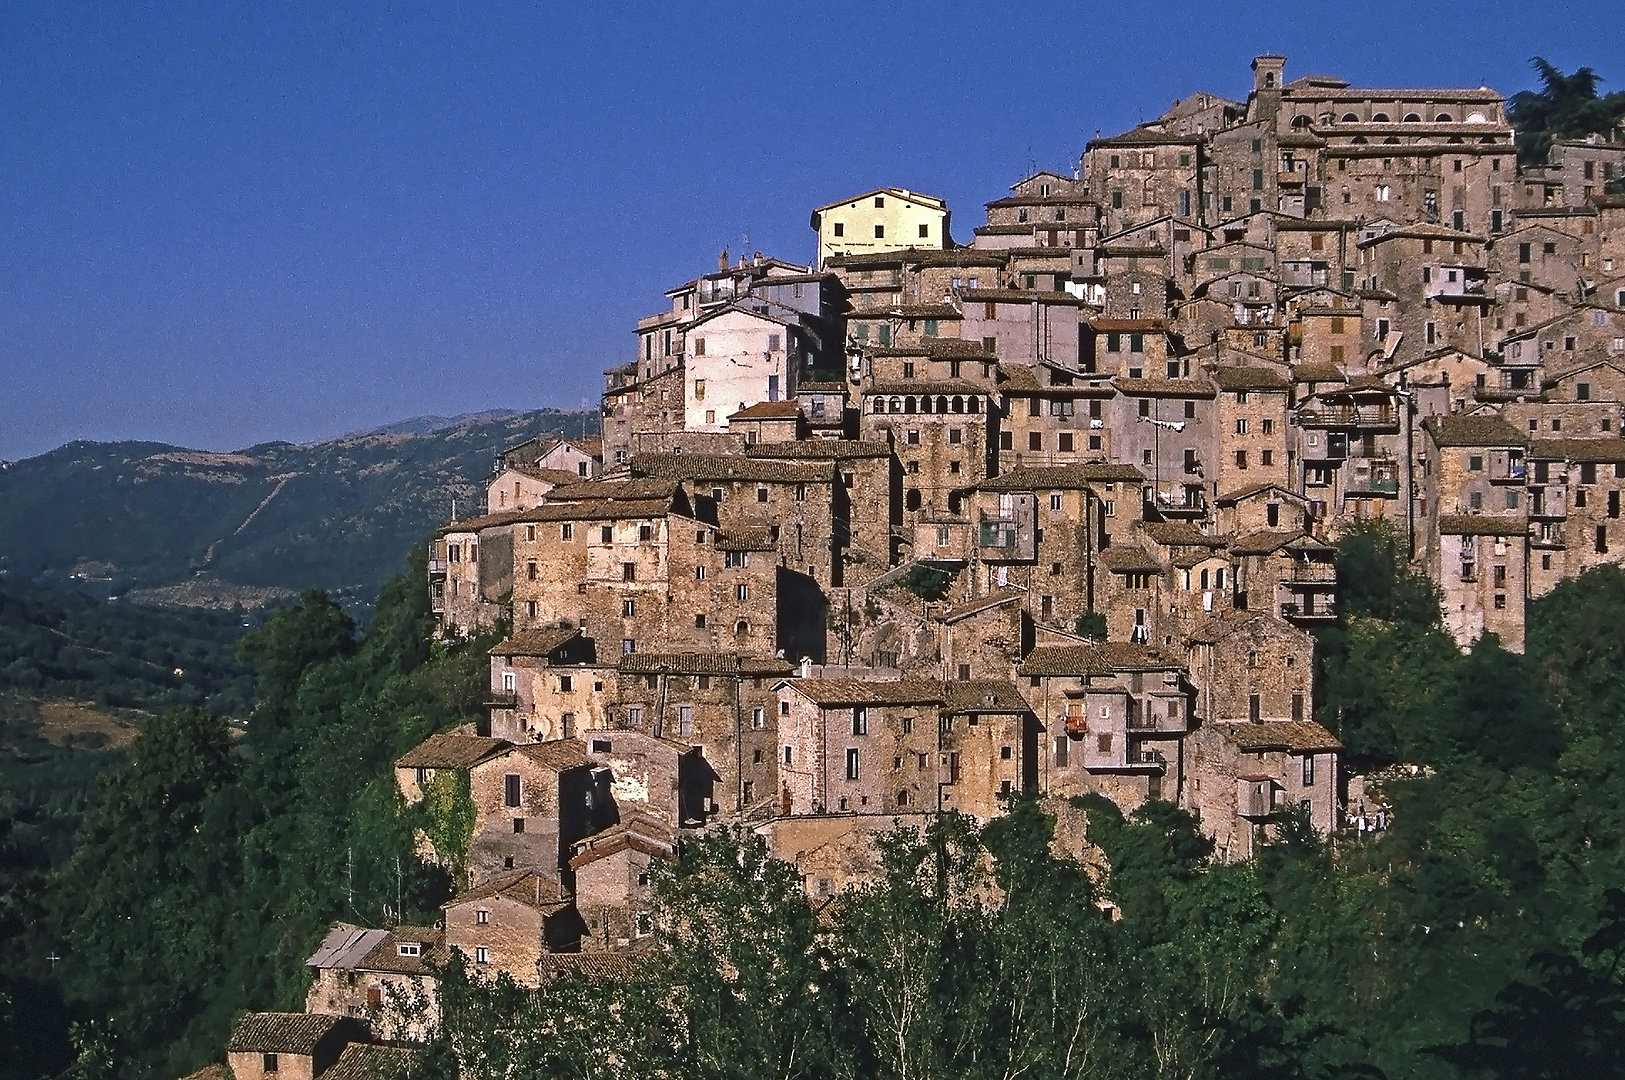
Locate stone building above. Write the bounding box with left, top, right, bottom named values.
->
left=811, top=188, right=950, bottom=265
left=442, top=870, right=583, bottom=986
left=1185, top=720, right=1341, bottom=862
left=305, top=924, right=442, bottom=1043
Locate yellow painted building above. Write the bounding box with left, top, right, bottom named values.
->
left=810, top=187, right=949, bottom=265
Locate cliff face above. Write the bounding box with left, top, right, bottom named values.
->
left=0, top=409, right=598, bottom=608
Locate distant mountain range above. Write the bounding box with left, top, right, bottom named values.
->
left=0, top=408, right=598, bottom=611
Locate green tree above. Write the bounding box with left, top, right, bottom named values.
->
left=1507, top=59, right=1625, bottom=167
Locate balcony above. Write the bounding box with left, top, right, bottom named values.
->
left=428, top=558, right=448, bottom=576
left=1288, top=560, right=1338, bottom=584
left=1296, top=404, right=1399, bottom=430
left=1153, top=488, right=1208, bottom=519
left=1281, top=597, right=1337, bottom=622
left=1343, top=457, right=1401, bottom=496
left=487, top=692, right=519, bottom=709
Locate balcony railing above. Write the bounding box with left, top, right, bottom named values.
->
left=428, top=558, right=448, bottom=575
left=1281, top=599, right=1337, bottom=621
left=487, top=692, right=519, bottom=708
left=1289, top=561, right=1338, bottom=584
left=1297, top=405, right=1399, bottom=429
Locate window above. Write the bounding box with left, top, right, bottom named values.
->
left=833, top=222, right=844, bottom=237
left=1236, top=450, right=1248, bottom=469
left=475, top=946, right=489, bottom=964
left=622, top=599, right=636, bottom=617
left=874, top=224, right=885, bottom=238
left=752, top=707, right=765, bottom=730
left=845, top=748, right=860, bottom=780
left=1302, top=755, right=1315, bottom=786
left=504, top=774, right=521, bottom=808
left=476, top=909, right=489, bottom=925
left=264, top=1055, right=279, bottom=1074
left=512, top=817, right=524, bottom=833
left=527, top=560, right=537, bottom=580
left=561, top=523, right=573, bottom=540
left=1236, top=418, right=1249, bottom=435
left=622, top=562, right=636, bottom=582
left=695, top=565, right=706, bottom=581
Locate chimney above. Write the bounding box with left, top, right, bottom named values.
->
left=754, top=251, right=762, bottom=266
left=798, top=656, right=812, bottom=678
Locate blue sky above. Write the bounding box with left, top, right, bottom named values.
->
left=0, top=0, right=1619, bottom=460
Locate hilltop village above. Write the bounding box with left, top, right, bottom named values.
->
left=214, top=56, right=1625, bottom=1073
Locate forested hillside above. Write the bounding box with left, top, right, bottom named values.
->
left=11, top=526, right=1625, bottom=1080
left=0, top=409, right=597, bottom=608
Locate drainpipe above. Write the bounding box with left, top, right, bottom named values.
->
left=733, top=675, right=744, bottom=816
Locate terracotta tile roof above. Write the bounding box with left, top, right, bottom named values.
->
left=511, top=739, right=590, bottom=772
left=1211, top=366, right=1291, bottom=391
left=1113, top=377, right=1217, bottom=398
left=1438, top=514, right=1528, bottom=536
left=781, top=678, right=946, bottom=706
left=537, top=947, right=653, bottom=983
left=395, top=734, right=510, bottom=770
left=942, top=586, right=1026, bottom=623
left=435, top=509, right=528, bottom=537
left=906, top=250, right=1008, bottom=268
left=943, top=680, right=1034, bottom=713
left=871, top=338, right=998, bottom=359
left=980, top=464, right=1140, bottom=491
left=1230, top=529, right=1320, bottom=556
left=1017, top=641, right=1182, bottom=677
left=1527, top=438, right=1625, bottom=462
left=1224, top=720, right=1342, bottom=753
left=746, top=440, right=892, bottom=460
left=961, top=288, right=1086, bottom=306
left=226, top=1013, right=356, bottom=1054
left=995, top=364, right=1042, bottom=391
left=1291, top=362, right=1348, bottom=382
left=715, top=527, right=778, bottom=552
left=798, top=381, right=848, bottom=393
left=322, top=1045, right=419, bottom=1080
left=1423, top=414, right=1528, bottom=447
left=1088, top=127, right=1203, bottom=147
left=1098, top=545, right=1165, bottom=573
left=617, top=653, right=793, bottom=676
left=632, top=454, right=829, bottom=484
left=547, top=478, right=683, bottom=502
left=491, top=627, right=582, bottom=658
left=1215, top=482, right=1307, bottom=506
left=449, top=870, right=575, bottom=913
left=568, top=814, right=678, bottom=869
left=728, top=401, right=803, bottom=420
left=356, top=927, right=446, bottom=975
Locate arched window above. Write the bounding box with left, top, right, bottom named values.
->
left=889, top=396, right=902, bottom=413
left=1264, top=72, right=1275, bottom=88
left=952, top=396, right=964, bottom=413
left=1342, top=113, right=1360, bottom=122
left=1479, top=135, right=1498, bottom=144
left=1352, top=136, right=1368, bottom=145
left=969, top=396, right=980, bottom=413
left=1319, top=112, right=1335, bottom=125
left=1383, top=136, right=1400, bottom=145
left=905, top=489, right=922, bottom=512
left=1435, top=112, right=1454, bottom=122
left=1447, top=135, right=1464, bottom=144
left=1403, top=113, right=1421, bottom=123
left=1371, top=112, right=1390, bottom=122
left=937, top=395, right=949, bottom=413
left=1291, top=114, right=1312, bottom=129
left=948, top=492, right=962, bottom=514
left=897, top=790, right=910, bottom=806
left=904, top=396, right=917, bottom=414
left=872, top=398, right=883, bottom=413
left=921, top=395, right=933, bottom=414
